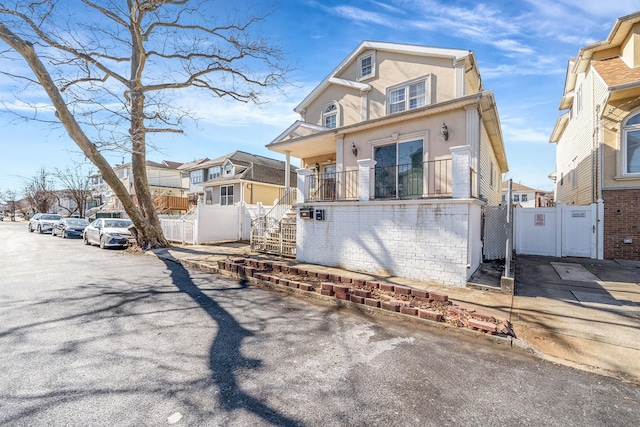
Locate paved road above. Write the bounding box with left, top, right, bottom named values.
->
left=1, top=220, right=639, bottom=426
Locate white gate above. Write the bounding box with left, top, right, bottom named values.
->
left=515, top=203, right=600, bottom=258
left=562, top=205, right=595, bottom=257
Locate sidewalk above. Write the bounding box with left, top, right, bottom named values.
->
left=151, top=243, right=640, bottom=382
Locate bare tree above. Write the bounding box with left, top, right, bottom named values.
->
left=1, top=189, right=19, bottom=221
left=23, top=167, right=57, bottom=214
left=0, top=1, right=288, bottom=248
left=54, top=166, right=93, bottom=218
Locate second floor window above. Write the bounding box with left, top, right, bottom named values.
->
left=624, top=111, right=640, bottom=174
left=209, top=166, right=221, bottom=180
left=522, top=194, right=528, bottom=202
left=190, top=169, right=204, bottom=184
left=323, top=103, right=338, bottom=128
left=221, top=185, right=234, bottom=205
left=513, top=194, right=520, bottom=202
left=388, top=78, right=427, bottom=114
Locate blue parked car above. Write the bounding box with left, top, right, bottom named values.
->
left=52, top=218, right=90, bottom=238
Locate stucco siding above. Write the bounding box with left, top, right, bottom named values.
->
left=304, top=49, right=457, bottom=127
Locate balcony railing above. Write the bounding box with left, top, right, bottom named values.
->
left=373, top=158, right=452, bottom=199
left=309, top=170, right=359, bottom=201
left=132, top=195, right=189, bottom=212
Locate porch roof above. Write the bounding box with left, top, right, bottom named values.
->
left=268, top=91, right=508, bottom=172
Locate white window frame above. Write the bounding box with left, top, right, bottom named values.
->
left=220, top=185, right=234, bottom=205
left=358, top=51, right=375, bottom=81
left=208, top=166, right=221, bottom=180
left=386, top=75, right=432, bottom=115
left=322, top=102, right=339, bottom=128
left=224, top=164, right=233, bottom=176
left=622, top=111, right=640, bottom=176
left=521, top=194, right=528, bottom=203
left=190, top=169, right=204, bottom=184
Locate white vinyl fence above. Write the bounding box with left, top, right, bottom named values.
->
left=160, top=202, right=270, bottom=245
left=514, top=202, right=603, bottom=259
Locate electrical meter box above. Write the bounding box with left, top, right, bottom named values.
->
left=315, top=209, right=325, bottom=221
left=299, top=208, right=313, bottom=219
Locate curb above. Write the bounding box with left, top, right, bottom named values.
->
left=153, top=251, right=529, bottom=351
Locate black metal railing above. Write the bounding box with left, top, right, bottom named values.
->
left=373, top=158, right=452, bottom=199
left=309, top=169, right=359, bottom=201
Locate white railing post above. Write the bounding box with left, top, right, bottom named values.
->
left=357, top=159, right=376, bottom=201
left=597, top=198, right=604, bottom=260
left=296, top=168, right=314, bottom=203
left=450, top=145, right=471, bottom=199
left=194, top=195, right=202, bottom=245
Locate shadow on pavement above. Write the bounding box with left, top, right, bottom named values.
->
left=161, top=258, right=302, bottom=426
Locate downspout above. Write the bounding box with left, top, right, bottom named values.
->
left=476, top=94, right=482, bottom=199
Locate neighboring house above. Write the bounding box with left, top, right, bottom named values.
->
left=90, top=160, right=189, bottom=216
left=550, top=12, right=640, bottom=260
left=177, top=157, right=210, bottom=203
left=181, top=151, right=296, bottom=206
left=501, top=182, right=553, bottom=207
left=266, top=41, right=508, bottom=287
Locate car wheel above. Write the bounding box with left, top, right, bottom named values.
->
left=100, top=235, right=106, bottom=249
left=52, top=230, right=57, bottom=237
left=37, top=225, right=42, bottom=234
left=84, top=234, right=91, bottom=245
left=28, top=224, right=33, bottom=233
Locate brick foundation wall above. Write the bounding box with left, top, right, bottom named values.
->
left=603, top=189, right=640, bottom=260
left=296, top=200, right=481, bottom=287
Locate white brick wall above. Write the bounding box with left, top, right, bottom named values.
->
left=297, top=199, right=480, bottom=287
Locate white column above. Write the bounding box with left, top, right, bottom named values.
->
left=360, top=88, right=371, bottom=121
left=357, top=159, right=377, bottom=201
left=450, top=145, right=471, bottom=199
left=296, top=168, right=314, bottom=203
left=455, top=59, right=466, bottom=98
left=284, top=150, right=291, bottom=191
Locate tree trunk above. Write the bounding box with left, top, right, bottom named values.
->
left=0, top=23, right=168, bottom=249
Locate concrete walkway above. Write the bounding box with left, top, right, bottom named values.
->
left=512, top=255, right=640, bottom=382
left=150, top=243, right=640, bottom=382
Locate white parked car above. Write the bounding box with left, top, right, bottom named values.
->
left=83, top=218, right=134, bottom=249
left=28, top=213, right=63, bottom=234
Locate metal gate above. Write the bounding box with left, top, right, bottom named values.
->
left=250, top=216, right=296, bottom=258
left=483, top=205, right=508, bottom=260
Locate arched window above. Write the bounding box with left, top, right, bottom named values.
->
left=624, top=111, right=640, bottom=174
left=323, top=102, right=339, bottom=129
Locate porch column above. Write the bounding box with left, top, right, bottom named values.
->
left=296, top=168, right=314, bottom=203
left=284, top=150, right=291, bottom=191
left=357, top=159, right=376, bottom=201
left=450, top=145, right=471, bottom=199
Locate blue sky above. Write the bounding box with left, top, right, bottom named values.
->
left=1, top=0, right=639, bottom=193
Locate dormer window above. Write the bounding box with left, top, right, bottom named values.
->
left=225, top=164, right=233, bottom=175
left=358, top=52, right=375, bottom=80
left=323, top=102, right=339, bottom=129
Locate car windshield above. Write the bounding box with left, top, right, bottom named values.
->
left=42, top=214, right=62, bottom=220
left=104, top=219, right=132, bottom=228
left=68, top=219, right=89, bottom=226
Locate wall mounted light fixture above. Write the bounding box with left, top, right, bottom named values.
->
left=351, top=142, right=358, bottom=157
left=441, top=122, right=449, bottom=141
